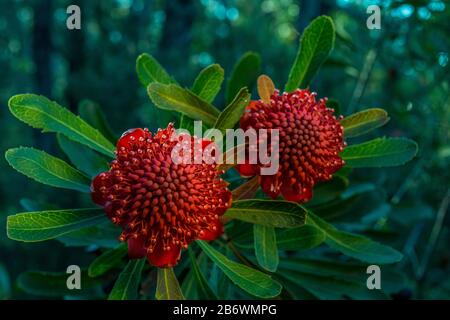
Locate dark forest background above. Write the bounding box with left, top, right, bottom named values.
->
left=0, top=0, right=449, bottom=299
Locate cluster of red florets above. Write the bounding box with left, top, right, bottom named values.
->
left=237, top=89, right=345, bottom=203
left=91, top=124, right=231, bottom=267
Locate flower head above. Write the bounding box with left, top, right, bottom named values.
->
left=91, top=124, right=231, bottom=267
left=237, top=89, right=345, bottom=203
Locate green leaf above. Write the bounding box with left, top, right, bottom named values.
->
left=57, top=222, right=120, bottom=248
left=279, top=257, right=406, bottom=296
left=78, top=100, right=117, bottom=143
left=136, top=53, right=174, bottom=87
left=307, top=195, right=359, bottom=221
left=285, top=16, right=335, bottom=91
left=155, top=268, right=185, bottom=300
left=309, top=175, right=349, bottom=206
left=279, top=257, right=365, bottom=279
left=307, top=212, right=403, bottom=264
left=108, top=259, right=145, bottom=300
left=148, top=83, right=220, bottom=126
left=18, top=270, right=101, bottom=297
left=188, top=249, right=218, bottom=299
left=5, top=147, right=90, bottom=192
left=253, top=225, right=279, bottom=272
left=191, top=64, right=224, bottom=103
left=226, top=52, right=261, bottom=104
left=278, top=258, right=392, bottom=299
left=181, top=253, right=209, bottom=299
left=278, top=269, right=386, bottom=300
left=224, top=199, right=307, bottom=228
left=16, top=199, right=120, bottom=248
left=88, top=244, right=128, bottom=277
left=213, top=262, right=232, bottom=299
left=276, top=225, right=326, bottom=250
left=341, top=137, right=418, bottom=168
left=181, top=269, right=197, bottom=299
left=306, top=183, right=375, bottom=221
left=57, top=134, right=109, bottom=177
left=214, top=88, right=250, bottom=132
left=179, top=114, right=209, bottom=136
left=276, top=276, right=317, bottom=300
left=341, top=108, right=390, bottom=138
left=179, top=114, right=195, bottom=134
left=8, top=94, right=115, bottom=157
left=228, top=221, right=254, bottom=250
left=197, top=240, right=282, bottom=298
left=7, top=208, right=107, bottom=242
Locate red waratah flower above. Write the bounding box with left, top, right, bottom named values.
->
left=237, top=89, right=346, bottom=203
left=91, top=124, right=231, bottom=268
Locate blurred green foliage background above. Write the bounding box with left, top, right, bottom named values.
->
left=0, top=0, right=449, bottom=299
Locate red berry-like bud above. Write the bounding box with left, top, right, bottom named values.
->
left=238, top=89, right=345, bottom=203
left=91, top=124, right=231, bottom=268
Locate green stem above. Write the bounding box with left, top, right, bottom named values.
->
left=417, top=188, right=450, bottom=280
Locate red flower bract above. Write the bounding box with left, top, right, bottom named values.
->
left=237, top=89, right=345, bottom=203
left=91, top=124, right=231, bottom=268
